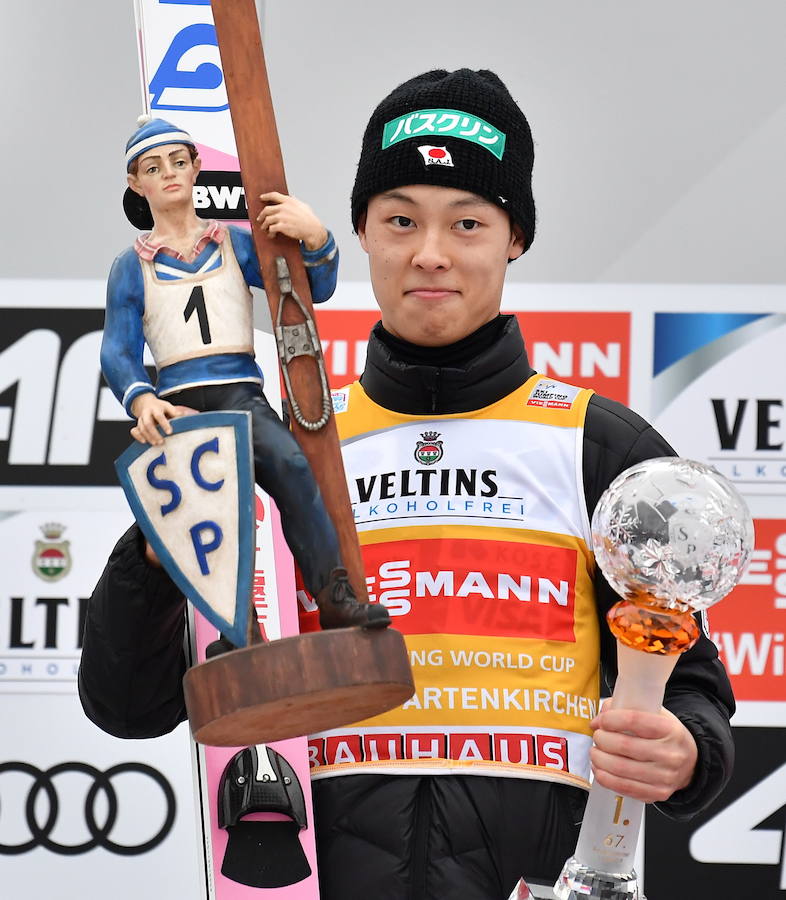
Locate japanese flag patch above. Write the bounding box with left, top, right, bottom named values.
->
left=417, top=145, right=454, bottom=167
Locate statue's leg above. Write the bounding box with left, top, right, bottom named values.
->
left=227, top=383, right=389, bottom=630
left=163, top=382, right=388, bottom=628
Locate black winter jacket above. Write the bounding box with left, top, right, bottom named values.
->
left=79, top=316, right=735, bottom=899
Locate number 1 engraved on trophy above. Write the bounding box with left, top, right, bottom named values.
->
left=604, top=795, right=630, bottom=849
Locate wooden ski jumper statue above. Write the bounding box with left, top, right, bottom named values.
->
left=103, top=115, right=387, bottom=636
left=103, top=4, right=415, bottom=748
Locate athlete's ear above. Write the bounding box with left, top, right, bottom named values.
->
left=192, top=155, right=202, bottom=179
left=357, top=211, right=368, bottom=254
left=508, top=224, right=525, bottom=261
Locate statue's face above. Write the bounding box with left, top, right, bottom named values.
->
left=358, top=184, right=524, bottom=346
left=127, top=143, right=201, bottom=215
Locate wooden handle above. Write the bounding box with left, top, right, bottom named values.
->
left=211, top=0, right=367, bottom=600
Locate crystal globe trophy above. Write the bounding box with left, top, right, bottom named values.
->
left=506, top=457, right=753, bottom=900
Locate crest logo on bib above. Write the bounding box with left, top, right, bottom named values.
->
left=414, top=431, right=444, bottom=466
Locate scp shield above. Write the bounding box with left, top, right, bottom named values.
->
left=115, top=411, right=255, bottom=649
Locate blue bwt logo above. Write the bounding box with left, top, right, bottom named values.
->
left=149, top=23, right=229, bottom=112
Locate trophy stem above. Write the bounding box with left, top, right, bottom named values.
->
left=554, top=642, right=679, bottom=899
left=612, top=642, right=680, bottom=714
left=571, top=780, right=644, bottom=876
left=550, top=456, right=753, bottom=900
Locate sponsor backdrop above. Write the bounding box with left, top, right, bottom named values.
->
left=2, top=278, right=784, bottom=897
left=0, top=503, right=202, bottom=896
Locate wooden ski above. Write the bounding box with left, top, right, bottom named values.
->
left=211, top=0, right=368, bottom=601
left=131, top=6, right=322, bottom=898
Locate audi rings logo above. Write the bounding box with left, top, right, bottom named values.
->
left=0, top=762, right=176, bottom=855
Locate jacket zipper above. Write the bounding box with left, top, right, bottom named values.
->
left=410, top=778, right=431, bottom=900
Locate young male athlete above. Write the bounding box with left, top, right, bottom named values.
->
left=81, top=78, right=734, bottom=897
left=295, top=68, right=735, bottom=898
left=101, top=115, right=387, bottom=631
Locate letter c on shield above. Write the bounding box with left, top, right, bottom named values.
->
left=191, top=437, right=224, bottom=492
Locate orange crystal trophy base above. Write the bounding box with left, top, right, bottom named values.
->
left=607, top=599, right=700, bottom=655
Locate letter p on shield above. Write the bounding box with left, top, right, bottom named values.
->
left=190, top=521, right=224, bottom=575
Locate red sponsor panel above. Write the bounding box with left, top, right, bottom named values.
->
left=528, top=398, right=572, bottom=410
left=313, top=310, right=381, bottom=388
left=513, top=312, right=630, bottom=404
left=709, top=519, right=786, bottom=702
left=324, top=734, right=364, bottom=766
left=494, top=733, right=536, bottom=765
left=310, top=730, right=570, bottom=768
left=536, top=734, right=569, bottom=771
left=313, top=310, right=630, bottom=403
left=447, top=733, right=493, bottom=762
left=307, top=739, right=325, bottom=768
left=405, top=733, right=446, bottom=760
left=363, top=733, right=404, bottom=762
left=363, top=538, right=577, bottom=641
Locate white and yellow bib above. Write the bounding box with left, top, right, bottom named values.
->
left=306, top=375, right=599, bottom=791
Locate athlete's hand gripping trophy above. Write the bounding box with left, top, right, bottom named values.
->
left=508, top=457, right=753, bottom=900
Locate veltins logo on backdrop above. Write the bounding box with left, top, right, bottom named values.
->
left=1, top=595, right=85, bottom=687
left=652, top=312, right=786, bottom=495
left=2, top=519, right=86, bottom=690
left=32, top=523, right=71, bottom=582
left=0, top=761, right=175, bottom=856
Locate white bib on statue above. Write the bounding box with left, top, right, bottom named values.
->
left=140, top=236, right=254, bottom=368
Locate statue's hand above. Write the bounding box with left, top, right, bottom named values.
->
left=130, top=393, right=196, bottom=446
left=256, top=191, right=328, bottom=250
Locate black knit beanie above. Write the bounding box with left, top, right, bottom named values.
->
left=351, top=68, right=535, bottom=254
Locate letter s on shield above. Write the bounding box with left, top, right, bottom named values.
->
left=115, top=411, right=255, bottom=648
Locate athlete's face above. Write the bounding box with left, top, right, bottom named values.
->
left=127, top=143, right=201, bottom=215
left=358, top=185, right=525, bottom=347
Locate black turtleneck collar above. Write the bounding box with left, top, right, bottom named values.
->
left=360, top=314, right=535, bottom=415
